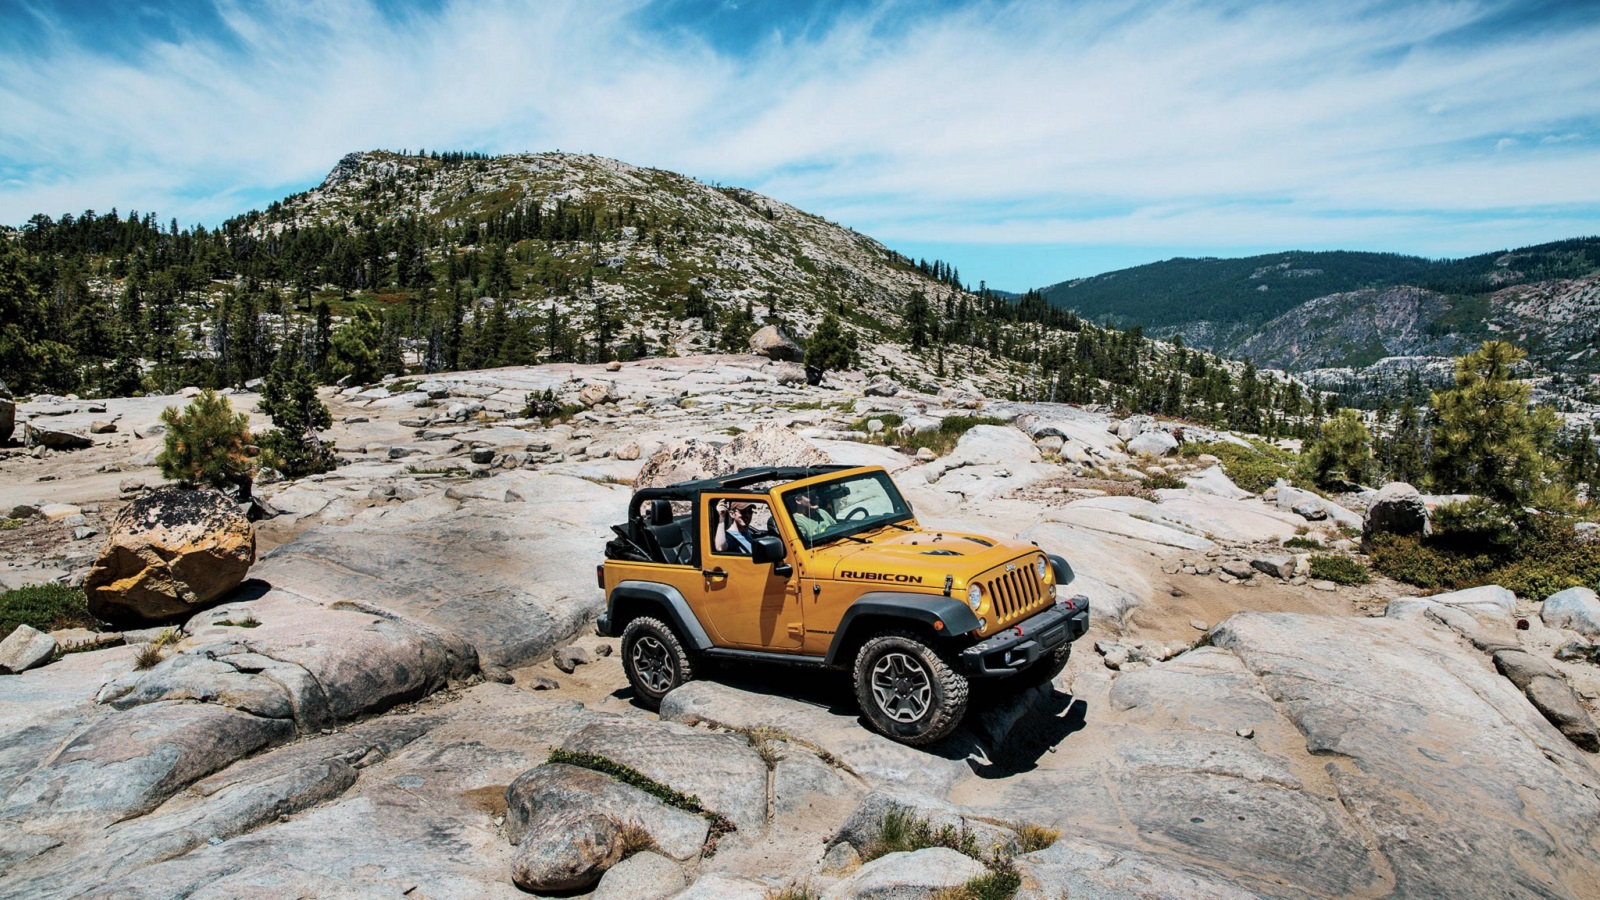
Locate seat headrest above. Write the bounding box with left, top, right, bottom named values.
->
left=648, top=499, right=674, bottom=525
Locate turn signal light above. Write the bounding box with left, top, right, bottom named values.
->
left=595, top=564, right=605, bottom=590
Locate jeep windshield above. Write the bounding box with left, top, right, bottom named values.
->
left=781, top=470, right=912, bottom=548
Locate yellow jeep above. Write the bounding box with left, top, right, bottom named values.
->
left=597, top=465, right=1090, bottom=745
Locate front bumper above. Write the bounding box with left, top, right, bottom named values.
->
left=959, top=594, right=1090, bottom=677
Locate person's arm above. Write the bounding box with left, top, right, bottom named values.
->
left=713, top=500, right=731, bottom=551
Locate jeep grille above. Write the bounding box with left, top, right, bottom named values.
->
left=983, top=559, right=1048, bottom=624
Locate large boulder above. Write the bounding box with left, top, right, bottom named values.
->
left=505, top=763, right=709, bottom=860
left=748, top=325, right=802, bottom=361
left=84, top=487, right=255, bottom=624
left=1127, top=430, right=1179, bottom=457
left=634, top=423, right=830, bottom=489
left=0, top=623, right=58, bottom=674
left=509, top=809, right=625, bottom=892
left=23, top=422, right=92, bottom=450
left=1364, top=482, right=1430, bottom=538
left=863, top=374, right=903, bottom=398
left=1542, top=587, right=1600, bottom=638
left=0, top=396, right=14, bottom=444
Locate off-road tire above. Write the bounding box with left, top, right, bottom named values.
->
left=853, top=631, right=969, bottom=746
left=621, top=616, right=695, bottom=711
left=1014, top=643, right=1071, bottom=690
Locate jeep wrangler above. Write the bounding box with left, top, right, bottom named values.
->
left=597, top=465, right=1090, bottom=745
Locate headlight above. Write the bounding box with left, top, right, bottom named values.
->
left=966, top=583, right=983, bottom=610
left=1037, top=556, right=1050, bottom=580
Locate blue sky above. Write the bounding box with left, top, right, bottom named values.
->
left=2, top=0, right=1598, bottom=290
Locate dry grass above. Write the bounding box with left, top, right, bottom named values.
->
left=613, top=819, right=657, bottom=857
left=134, top=644, right=165, bottom=670
left=1014, top=823, right=1060, bottom=854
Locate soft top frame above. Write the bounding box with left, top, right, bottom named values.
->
left=629, top=464, right=856, bottom=509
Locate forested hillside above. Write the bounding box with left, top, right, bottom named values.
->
left=2, top=149, right=1337, bottom=439
left=1040, top=238, right=1600, bottom=375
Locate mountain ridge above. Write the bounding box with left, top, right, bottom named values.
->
left=1037, top=238, right=1600, bottom=375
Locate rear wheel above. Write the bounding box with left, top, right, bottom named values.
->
left=621, top=617, right=695, bottom=710
left=853, top=631, right=969, bottom=746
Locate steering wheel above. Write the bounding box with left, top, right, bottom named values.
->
left=842, top=506, right=870, bottom=521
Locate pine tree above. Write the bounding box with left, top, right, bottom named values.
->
left=804, top=310, right=853, bottom=384
left=157, top=390, right=256, bottom=495
left=1430, top=341, right=1559, bottom=506
left=329, top=308, right=386, bottom=384
left=904, top=290, right=932, bottom=350
left=1303, top=410, right=1373, bottom=488
left=257, top=354, right=335, bottom=478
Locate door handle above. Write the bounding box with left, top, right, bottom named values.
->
left=702, top=567, right=727, bottom=579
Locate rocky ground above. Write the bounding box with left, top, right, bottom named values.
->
left=4, top=354, right=1600, bottom=898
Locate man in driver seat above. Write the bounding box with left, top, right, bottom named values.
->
left=792, top=491, right=837, bottom=540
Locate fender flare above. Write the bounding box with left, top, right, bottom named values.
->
left=823, top=592, right=982, bottom=666
left=1048, top=553, right=1075, bottom=586
left=604, top=581, right=714, bottom=650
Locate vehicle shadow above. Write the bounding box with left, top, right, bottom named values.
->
left=961, top=689, right=1088, bottom=779
left=615, top=661, right=1086, bottom=776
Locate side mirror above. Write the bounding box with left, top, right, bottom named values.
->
left=751, top=535, right=787, bottom=565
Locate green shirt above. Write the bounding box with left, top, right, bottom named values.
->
left=794, top=507, right=837, bottom=540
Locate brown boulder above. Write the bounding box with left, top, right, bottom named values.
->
left=748, top=324, right=803, bottom=361
left=633, top=422, right=830, bottom=489
left=0, top=397, right=14, bottom=444
left=85, top=487, right=255, bottom=624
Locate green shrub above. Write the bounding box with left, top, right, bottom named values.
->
left=1367, top=534, right=1496, bottom=590
left=1367, top=516, right=1600, bottom=598
left=0, top=583, right=96, bottom=636
left=1143, top=472, right=1184, bottom=490
left=1284, top=536, right=1323, bottom=550
left=1308, top=554, right=1371, bottom=585
left=933, top=864, right=1022, bottom=900
left=521, top=389, right=583, bottom=423
left=864, top=414, right=1011, bottom=458
left=1431, top=498, right=1524, bottom=557
left=1182, top=441, right=1295, bottom=494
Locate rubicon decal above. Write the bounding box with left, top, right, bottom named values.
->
left=841, top=570, right=924, bottom=583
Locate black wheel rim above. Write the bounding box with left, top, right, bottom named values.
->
left=631, top=635, right=674, bottom=694
left=870, top=651, right=932, bottom=723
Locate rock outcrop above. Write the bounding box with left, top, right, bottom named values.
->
left=84, top=487, right=255, bottom=624
left=23, top=423, right=93, bottom=451
left=634, top=422, right=830, bottom=489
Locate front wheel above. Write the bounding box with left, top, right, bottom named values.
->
left=853, top=632, right=969, bottom=746
left=621, top=617, right=695, bottom=710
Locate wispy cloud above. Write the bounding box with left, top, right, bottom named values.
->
left=1, top=0, right=1596, bottom=285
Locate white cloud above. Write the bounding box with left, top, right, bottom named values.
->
left=0, top=0, right=1596, bottom=275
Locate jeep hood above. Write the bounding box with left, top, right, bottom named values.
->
left=806, top=527, right=1041, bottom=586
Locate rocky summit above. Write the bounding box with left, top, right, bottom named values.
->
left=3, top=354, right=1600, bottom=898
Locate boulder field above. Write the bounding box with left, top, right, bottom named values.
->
left=2, top=354, right=1600, bottom=897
